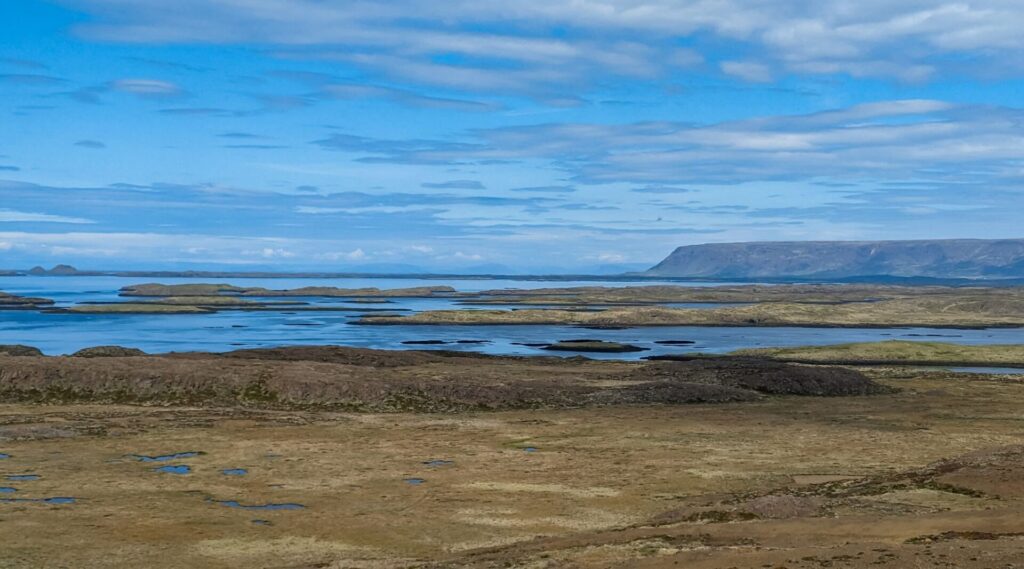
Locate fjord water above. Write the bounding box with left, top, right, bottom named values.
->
left=1, top=275, right=1022, bottom=359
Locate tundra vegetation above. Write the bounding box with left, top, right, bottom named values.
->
left=0, top=345, right=1022, bottom=567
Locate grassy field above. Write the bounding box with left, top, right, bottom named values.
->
left=1, top=368, right=1022, bottom=568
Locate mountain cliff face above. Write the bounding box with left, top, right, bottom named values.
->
left=646, top=239, right=1024, bottom=279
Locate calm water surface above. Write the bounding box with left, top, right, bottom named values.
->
left=1, top=276, right=1022, bottom=359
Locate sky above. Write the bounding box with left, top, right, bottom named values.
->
left=2, top=1, right=1024, bottom=273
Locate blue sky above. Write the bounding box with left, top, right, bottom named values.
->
left=2, top=1, right=1024, bottom=272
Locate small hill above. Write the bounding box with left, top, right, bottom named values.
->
left=27, top=264, right=80, bottom=276
left=646, top=239, right=1024, bottom=279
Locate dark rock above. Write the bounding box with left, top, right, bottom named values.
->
left=636, top=357, right=889, bottom=396
left=542, top=340, right=648, bottom=353
left=71, top=346, right=147, bottom=358
left=0, top=345, right=44, bottom=357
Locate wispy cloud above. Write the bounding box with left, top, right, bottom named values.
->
left=74, top=140, right=107, bottom=149
left=421, top=180, right=486, bottom=190
left=0, top=73, right=65, bottom=86
left=109, top=78, right=184, bottom=97
left=66, top=0, right=1024, bottom=91
left=0, top=209, right=95, bottom=224
left=309, top=100, right=1024, bottom=187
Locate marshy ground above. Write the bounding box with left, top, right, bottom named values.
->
left=0, top=348, right=1022, bottom=568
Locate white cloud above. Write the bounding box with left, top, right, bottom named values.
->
left=347, top=99, right=1024, bottom=186
left=251, top=247, right=295, bottom=259
left=0, top=209, right=95, bottom=224
left=67, top=0, right=1024, bottom=86
left=720, top=60, right=772, bottom=82
left=110, top=78, right=182, bottom=97
left=318, top=248, right=368, bottom=262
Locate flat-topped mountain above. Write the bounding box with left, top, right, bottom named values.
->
left=646, top=239, right=1024, bottom=279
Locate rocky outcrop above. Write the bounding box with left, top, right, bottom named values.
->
left=71, top=346, right=147, bottom=358
left=0, top=345, right=44, bottom=357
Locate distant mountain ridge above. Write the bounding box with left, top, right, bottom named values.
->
left=646, top=239, right=1024, bottom=279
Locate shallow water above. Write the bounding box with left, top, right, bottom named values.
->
left=0, top=497, right=75, bottom=504
left=404, top=478, right=426, bottom=485
left=154, top=465, right=191, bottom=475
left=212, top=500, right=305, bottom=510
left=0, top=453, right=9, bottom=460
left=946, top=366, right=1024, bottom=375
left=2, top=276, right=1022, bottom=358
left=221, top=468, right=248, bottom=476
left=6, top=474, right=40, bottom=481
left=0, top=487, right=16, bottom=493
left=131, top=452, right=201, bottom=462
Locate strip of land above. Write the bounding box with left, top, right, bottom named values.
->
left=8, top=283, right=1024, bottom=324
left=0, top=345, right=886, bottom=411
left=732, top=340, right=1024, bottom=368
left=459, top=283, right=1004, bottom=305
left=357, top=294, right=1024, bottom=328
left=0, top=291, right=54, bottom=310
left=119, top=283, right=456, bottom=297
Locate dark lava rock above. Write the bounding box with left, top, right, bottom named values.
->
left=636, top=357, right=890, bottom=396
left=654, top=340, right=697, bottom=346
left=542, top=340, right=648, bottom=353
left=0, top=345, right=44, bottom=357
left=71, top=346, right=148, bottom=358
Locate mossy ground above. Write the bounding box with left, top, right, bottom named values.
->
left=1, top=370, right=1023, bottom=568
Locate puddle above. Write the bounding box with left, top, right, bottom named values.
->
left=523, top=447, right=538, bottom=453
left=423, top=460, right=454, bottom=468
left=221, top=468, right=248, bottom=476
left=404, top=478, right=426, bottom=485
left=6, top=475, right=40, bottom=481
left=130, top=452, right=203, bottom=462
left=155, top=465, right=191, bottom=475
left=0, top=454, right=9, bottom=460
left=1, top=497, right=75, bottom=504
left=211, top=499, right=305, bottom=511
left=0, top=487, right=16, bottom=493
left=252, top=519, right=273, bottom=526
